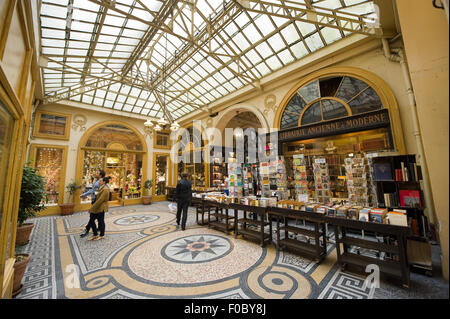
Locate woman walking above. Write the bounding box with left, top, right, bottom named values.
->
left=87, top=176, right=110, bottom=241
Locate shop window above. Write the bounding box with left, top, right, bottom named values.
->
left=0, top=101, right=14, bottom=235
left=31, top=145, right=65, bottom=206
left=33, top=111, right=71, bottom=140
left=154, top=131, right=170, bottom=149
left=155, top=155, right=168, bottom=196
left=280, top=76, right=383, bottom=130
left=81, top=124, right=144, bottom=204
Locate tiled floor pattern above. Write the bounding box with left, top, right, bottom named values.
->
left=15, top=202, right=449, bottom=299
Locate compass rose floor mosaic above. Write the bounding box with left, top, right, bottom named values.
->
left=15, top=202, right=448, bottom=299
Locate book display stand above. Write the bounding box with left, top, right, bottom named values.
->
left=228, top=162, right=243, bottom=197
left=293, top=154, right=309, bottom=202
left=345, top=156, right=371, bottom=207
left=313, top=158, right=331, bottom=204
left=260, top=156, right=289, bottom=200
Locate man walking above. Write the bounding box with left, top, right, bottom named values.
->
left=175, top=172, right=192, bottom=231
left=79, top=169, right=105, bottom=238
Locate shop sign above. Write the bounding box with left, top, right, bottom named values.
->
left=279, top=109, right=390, bottom=142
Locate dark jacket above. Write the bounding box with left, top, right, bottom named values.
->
left=175, top=178, right=192, bottom=202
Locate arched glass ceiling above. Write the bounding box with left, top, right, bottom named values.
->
left=39, top=0, right=379, bottom=121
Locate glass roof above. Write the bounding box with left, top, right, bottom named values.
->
left=39, top=0, right=378, bottom=121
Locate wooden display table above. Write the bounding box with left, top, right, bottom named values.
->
left=268, top=207, right=327, bottom=262
left=229, top=203, right=272, bottom=247
left=323, top=216, right=411, bottom=288
left=191, top=197, right=213, bottom=226
left=205, top=201, right=235, bottom=235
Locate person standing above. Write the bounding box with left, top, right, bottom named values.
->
left=86, top=176, right=110, bottom=241
left=175, top=172, right=192, bottom=231
left=79, top=169, right=105, bottom=238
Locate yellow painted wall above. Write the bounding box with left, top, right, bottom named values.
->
left=396, top=0, right=449, bottom=281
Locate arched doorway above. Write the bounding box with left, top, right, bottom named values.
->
left=76, top=121, right=147, bottom=208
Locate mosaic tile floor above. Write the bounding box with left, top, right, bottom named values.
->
left=14, top=202, right=449, bottom=299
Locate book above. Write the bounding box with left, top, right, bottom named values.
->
left=369, top=208, right=387, bottom=223
left=388, top=211, right=408, bottom=226
left=348, top=206, right=362, bottom=220
left=373, top=162, right=393, bottom=180
left=399, top=189, right=422, bottom=208
left=358, top=208, right=371, bottom=222
left=336, top=206, right=349, bottom=218
left=327, top=206, right=338, bottom=217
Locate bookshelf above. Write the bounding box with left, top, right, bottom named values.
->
left=371, top=154, right=431, bottom=273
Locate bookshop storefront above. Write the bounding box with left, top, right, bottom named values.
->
left=274, top=67, right=406, bottom=204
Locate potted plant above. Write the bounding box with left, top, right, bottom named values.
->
left=13, top=164, right=46, bottom=296
left=12, top=253, right=31, bottom=297
left=142, top=179, right=153, bottom=205
left=59, top=180, right=81, bottom=216
left=16, top=165, right=46, bottom=246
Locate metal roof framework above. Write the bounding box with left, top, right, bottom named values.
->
left=39, top=0, right=381, bottom=123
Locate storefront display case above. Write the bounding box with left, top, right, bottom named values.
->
left=29, top=145, right=68, bottom=209
left=78, top=123, right=146, bottom=207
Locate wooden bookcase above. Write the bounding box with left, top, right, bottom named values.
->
left=371, top=154, right=431, bottom=273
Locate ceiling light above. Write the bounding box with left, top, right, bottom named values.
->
left=158, top=117, right=168, bottom=126
left=144, top=119, right=154, bottom=128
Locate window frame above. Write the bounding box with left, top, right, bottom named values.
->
left=153, top=129, right=171, bottom=150
left=33, top=110, right=71, bottom=140
left=28, top=144, right=68, bottom=208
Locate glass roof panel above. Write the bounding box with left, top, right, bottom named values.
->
left=39, top=0, right=377, bottom=120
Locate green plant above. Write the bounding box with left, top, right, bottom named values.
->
left=18, top=165, right=46, bottom=227
left=65, top=180, right=81, bottom=203
left=143, top=179, right=153, bottom=195
left=144, top=179, right=153, bottom=189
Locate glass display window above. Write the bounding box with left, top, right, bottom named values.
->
left=0, top=100, right=14, bottom=238
left=155, top=154, right=168, bottom=196
left=81, top=151, right=106, bottom=204
left=30, top=145, right=67, bottom=206
left=283, top=128, right=391, bottom=200
left=80, top=123, right=146, bottom=205
left=33, top=111, right=71, bottom=140
left=124, top=153, right=143, bottom=199
left=154, top=130, right=171, bottom=149
left=280, top=75, right=383, bottom=130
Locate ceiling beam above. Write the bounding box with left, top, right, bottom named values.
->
left=240, top=0, right=385, bottom=36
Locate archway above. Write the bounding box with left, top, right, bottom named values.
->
left=75, top=121, right=148, bottom=209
